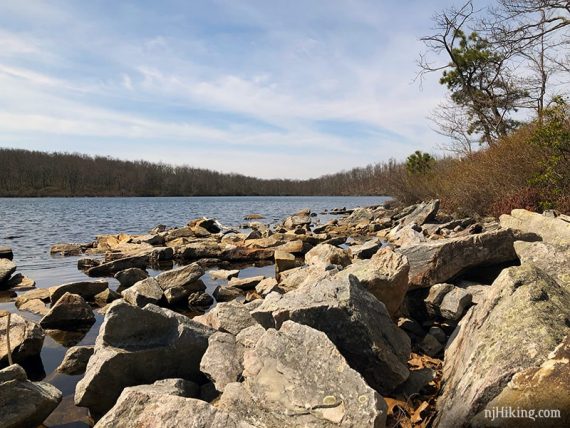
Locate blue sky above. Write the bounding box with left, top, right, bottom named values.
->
left=0, top=0, right=459, bottom=178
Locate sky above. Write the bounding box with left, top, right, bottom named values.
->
left=0, top=0, right=459, bottom=179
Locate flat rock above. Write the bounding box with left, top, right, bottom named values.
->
left=154, top=263, right=204, bottom=292
left=255, top=277, right=280, bottom=297
left=399, top=199, right=439, bottom=227
left=251, top=275, right=411, bottom=393
left=399, top=229, right=517, bottom=288
left=86, top=255, right=148, bottom=277
left=40, top=292, right=95, bottom=330
left=209, top=269, right=239, bottom=280
left=217, top=321, right=387, bottom=427
left=227, top=275, right=265, bottom=291
left=514, top=240, right=570, bottom=290
left=50, top=280, right=108, bottom=305
left=500, top=208, right=570, bottom=247
left=1, top=313, right=45, bottom=365
left=274, top=251, right=297, bottom=275
left=18, top=298, right=49, bottom=316
left=3, top=273, right=35, bottom=291
left=0, top=364, right=62, bottom=428
left=436, top=264, right=570, bottom=426
left=15, top=288, right=51, bottom=307
left=50, top=243, right=85, bottom=256
left=75, top=301, right=214, bottom=419
left=56, top=345, right=94, bottom=375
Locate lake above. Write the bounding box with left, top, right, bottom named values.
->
left=0, top=195, right=388, bottom=427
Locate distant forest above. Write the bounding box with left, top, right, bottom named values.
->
left=0, top=148, right=397, bottom=197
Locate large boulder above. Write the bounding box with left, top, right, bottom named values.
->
left=95, top=384, right=249, bottom=428
left=471, top=335, right=570, bottom=427
left=436, top=264, right=570, bottom=426
left=40, top=292, right=95, bottom=330
left=251, top=275, right=411, bottom=393
left=513, top=240, right=570, bottom=290
left=0, top=259, right=16, bottom=284
left=75, top=301, right=214, bottom=419
left=1, top=313, right=44, bottom=366
left=217, top=321, right=387, bottom=427
left=50, top=280, right=108, bottom=305
left=0, top=364, right=62, bottom=428
left=304, top=243, right=351, bottom=267
left=398, top=199, right=439, bottom=227
left=500, top=208, right=570, bottom=247
left=335, top=247, right=409, bottom=316
left=399, top=229, right=517, bottom=288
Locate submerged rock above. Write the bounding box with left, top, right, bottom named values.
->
left=0, top=364, right=62, bottom=428
left=217, top=321, right=387, bottom=427
left=251, top=275, right=411, bottom=393
left=75, top=301, right=214, bottom=419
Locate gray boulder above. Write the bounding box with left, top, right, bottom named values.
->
left=121, top=277, right=163, bottom=307
left=95, top=384, right=250, bottom=428
left=398, top=199, right=439, bottom=227
left=193, top=300, right=257, bottom=336
left=0, top=364, right=62, bottom=428
left=1, top=313, right=44, bottom=366
left=40, top=292, right=95, bottom=330
left=200, top=332, right=242, bottom=392
left=251, top=275, right=411, bottom=393
left=56, top=345, right=94, bottom=375
left=50, top=280, right=108, bottom=305
left=436, top=264, right=570, bottom=426
left=399, top=229, right=517, bottom=288
left=439, top=287, right=472, bottom=321
left=217, top=321, right=387, bottom=427
left=514, top=240, right=570, bottom=290
left=335, top=247, right=409, bottom=316
left=75, top=301, right=214, bottom=419
left=500, top=208, right=570, bottom=247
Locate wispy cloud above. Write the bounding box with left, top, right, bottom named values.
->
left=0, top=0, right=450, bottom=178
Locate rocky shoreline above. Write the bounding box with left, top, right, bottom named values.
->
left=1, top=201, right=569, bottom=427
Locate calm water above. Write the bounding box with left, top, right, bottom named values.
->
left=0, top=196, right=387, bottom=427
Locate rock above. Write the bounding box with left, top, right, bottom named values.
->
left=399, top=199, right=440, bottom=226
left=251, top=275, right=411, bottom=393
left=57, top=345, right=94, bottom=375
left=50, top=280, right=108, bottom=305
left=283, top=213, right=311, bottom=230
left=190, top=218, right=222, bottom=234
left=0, top=364, right=62, bottom=428
left=94, top=288, right=121, bottom=306
left=50, top=243, right=85, bottom=256
left=397, top=317, right=425, bottom=337
left=436, top=264, right=570, bottom=426
left=428, top=326, right=447, bottom=343
left=114, top=268, right=148, bottom=289
left=274, top=250, right=297, bottom=275
left=75, top=301, right=214, bottom=419
left=388, top=223, right=426, bottom=247
left=304, top=243, right=351, bottom=267
left=15, top=288, right=51, bottom=307
left=420, top=334, right=444, bottom=356
left=18, top=299, right=49, bottom=316
left=500, top=208, right=570, bottom=247
left=0, top=259, right=16, bottom=284
left=154, top=263, right=205, bottom=293
left=399, top=229, right=517, bottom=288
left=40, top=292, right=95, bottom=330
left=398, top=368, right=436, bottom=397
left=227, top=275, right=265, bottom=291
left=277, top=264, right=339, bottom=292
left=209, top=269, right=240, bottom=280
left=188, top=291, right=214, bottom=309
left=439, top=287, right=472, bottom=321
left=424, top=283, right=454, bottom=317
left=86, top=255, right=148, bottom=277
left=472, top=335, right=570, bottom=427
left=200, top=332, right=242, bottom=392
left=255, top=277, right=280, bottom=297
left=0, top=246, right=13, bottom=260
left=121, top=277, right=163, bottom=307
left=193, top=300, right=257, bottom=336
left=348, top=239, right=383, bottom=259
left=3, top=273, right=35, bottom=290
left=95, top=385, right=248, bottom=428
left=78, top=257, right=100, bottom=270
left=244, top=213, right=265, bottom=220
left=213, top=286, right=242, bottom=302
left=217, top=321, right=387, bottom=427
left=455, top=280, right=490, bottom=305
left=336, top=247, right=409, bottom=316
left=513, top=240, right=570, bottom=289
left=277, top=239, right=313, bottom=255
left=1, top=313, right=45, bottom=366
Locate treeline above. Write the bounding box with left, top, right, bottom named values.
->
left=0, top=148, right=399, bottom=197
